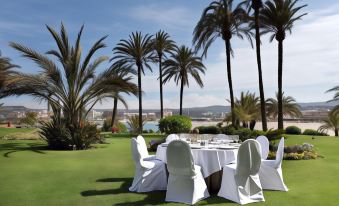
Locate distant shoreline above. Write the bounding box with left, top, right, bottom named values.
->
left=122, top=120, right=334, bottom=136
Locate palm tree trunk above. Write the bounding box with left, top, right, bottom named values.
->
left=278, top=40, right=284, bottom=130
left=137, top=65, right=143, bottom=133
left=111, top=97, right=118, bottom=127
left=179, top=79, right=184, bottom=115
left=159, top=55, right=164, bottom=119
left=254, top=8, right=267, bottom=131
left=225, top=39, right=236, bottom=126
left=335, top=128, right=338, bottom=137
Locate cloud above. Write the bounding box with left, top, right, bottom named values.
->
left=130, top=4, right=195, bottom=29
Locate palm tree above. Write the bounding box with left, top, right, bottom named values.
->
left=4, top=24, right=137, bottom=149
left=260, top=0, right=307, bottom=129
left=319, top=109, right=339, bottom=137
left=266, top=93, right=302, bottom=121
left=0, top=51, right=19, bottom=98
left=233, top=91, right=260, bottom=129
left=327, top=85, right=339, bottom=113
left=113, top=32, right=154, bottom=133
left=162, top=46, right=206, bottom=115
left=193, top=0, right=252, bottom=126
left=244, top=0, right=267, bottom=131
left=109, top=64, right=138, bottom=127
left=152, top=30, right=176, bottom=119
left=127, top=115, right=147, bottom=134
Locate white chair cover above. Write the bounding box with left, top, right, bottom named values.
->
left=166, top=134, right=179, bottom=143
left=165, top=140, right=210, bottom=205
left=259, top=137, right=288, bottom=191
left=129, top=138, right=167, bottom=193
left=218, top=139, right=265, bottom=205
left=136, top=135, right=156, bottom=160
left=256, top=136, right=270, bottom=160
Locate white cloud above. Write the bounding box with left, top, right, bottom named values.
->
left=130, top=4, right=195, bottom=29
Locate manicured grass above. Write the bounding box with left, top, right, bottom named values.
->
left=0, top=127, right=38, bottom=139
left=0, top=135, right=338, bottom=206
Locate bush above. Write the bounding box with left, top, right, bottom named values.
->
left=268, top=143, right=319, bottom=160
left=234, top=128, right=264, bottom=141
left=285, top=126, right=301, bottom=135
left=266, top=129, right=285, bottom=141
left=220, top=125, right=237, bottom=135
left=195, top=125, right=220, bottom=134
left=102, top=118, right=128, bottom=133
left=148, top=129, right=155, bottom=133
left=303, top=129, right=328, bottom=136
left=159, top=115, right=192, bottom=134
left=40, top=115, right=101, bottom=150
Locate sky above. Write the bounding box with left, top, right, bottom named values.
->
left=0, top=0, right=338, bottom=110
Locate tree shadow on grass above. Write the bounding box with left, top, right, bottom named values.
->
left=81, top=177, right=167, bottom=206
left=0, top=142, right=47, bottom=158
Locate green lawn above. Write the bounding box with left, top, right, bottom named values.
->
left=0, top=133, right=338, bottom=206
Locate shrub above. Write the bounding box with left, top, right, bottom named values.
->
left=195, top=125, right=220, bottom=134
left=127, top=115, right=147, bottom=134
left=266, top=129, right=285, bottom=141
left=20, top=112, right=38, bottom=127
left=220, top=125, right=237, bottom=135
left=158, top=115, right=192, bottom=134
left=285, top=126, right=301, bottom=135
left=40, top=115, right=101, bottom=150
left=303, top=129, right=328, bottom=136
left=268, top=143, right=319, bottom=160
left=234, top=128, right=253, bottom=141
left=251, top=130, right=266, bottom=137
left=102, top=118, right=128, bottom=133
left=148, top=129, right=155, bottom=133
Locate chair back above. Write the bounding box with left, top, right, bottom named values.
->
left=166, top=140, right=195, bottom=176
left=131, top=138, right=141, bottom=167
left=166, top=134, right=179, bottom=143
left=275, top=137, right=285, bottom=168
left=236, top=139, right=262, bottom=177
left=136, top=135, right=149, bottom=158
left=256, top=135, right=270, bottom=159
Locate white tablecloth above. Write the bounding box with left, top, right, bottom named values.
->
left=156, top=145, right=238, bottom=178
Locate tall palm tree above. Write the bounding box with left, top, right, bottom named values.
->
left=319, top=109, right=339, bottom=137
left=233, top=91, right=260, bottom=129
left=260, top=0, right=307, bottom=129
left=109, top=64, right=138, bottom=127
left=266, top=93, right=302, bottom=121
left=4, top=24, right=137, bottom=149
left=244, top=0, right=267, bottom=131
left=113, top=32, right=154, bottom=133
left=162, top=46, right=206, bottom=115
left=327, top=85, right=339, bottom=113
left=0, top=51, right=19, bottom=98
left=193, top=0, right=252, bottom=126
left=152, top=30, right=176, bottom=119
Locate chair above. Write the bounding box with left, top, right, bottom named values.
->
left=166, top=134, right=179, bottom=143
left=136, top=135, right=156, bottom=161
left=259, top=137, right=288, bottom=191
left=165, top=140, right=210, bottom=205
left=129, top=138, right=167, bottom=193
left=218, top=139, right=265, bottom=205
left=256, top=136, right=270, bottom=160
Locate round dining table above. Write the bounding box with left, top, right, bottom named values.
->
left=156, top=143, right=239, bottom=193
